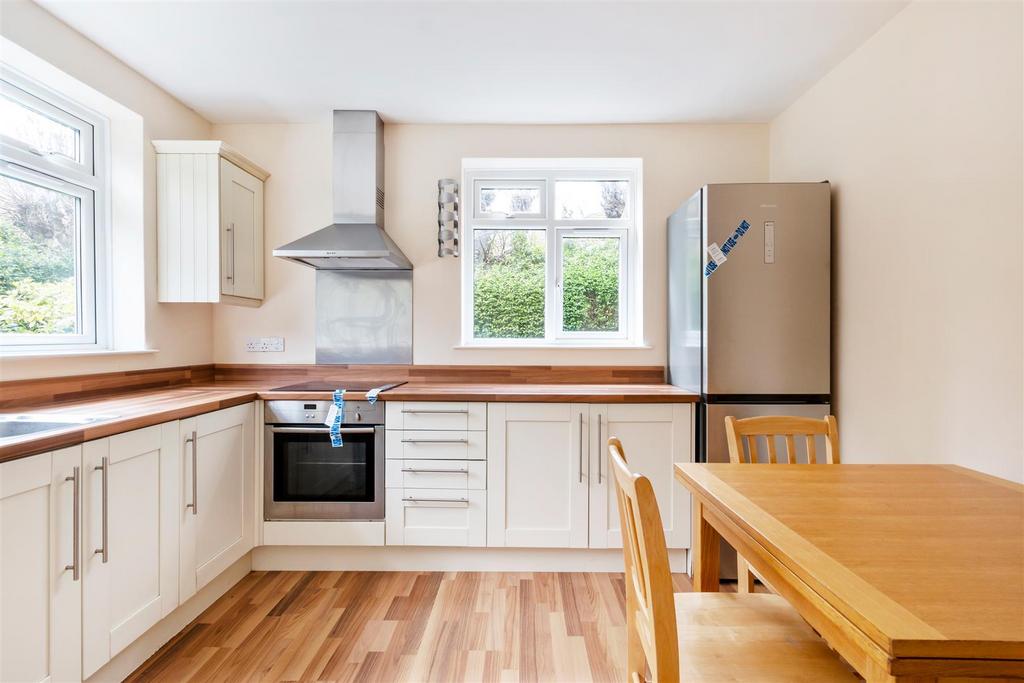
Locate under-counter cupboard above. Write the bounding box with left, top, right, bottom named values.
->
left=0, top=403, right=255, bottom=683
left=381, top=401, right=692, bottom=551
left=384, top=402, right=489, bottom=547
left=0, top=396, right=692, bottom=681
left=153, top=140, right=269, bottom=304
left=486, top=402, right=692, bottom=550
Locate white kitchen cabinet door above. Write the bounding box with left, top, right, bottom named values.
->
left=219, top=158, right=264, bottom=300
left=487, top=403, right=589, bottom=548
left=82, top=423, right=179, bottom=677
left=588, top=403, right=693, bottom=549
left=179, top=403, right=254, bottom=602
left=0, top=447, right=82, bottom=683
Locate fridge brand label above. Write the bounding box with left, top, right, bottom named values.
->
left=704, top=219, right=751, bottom=278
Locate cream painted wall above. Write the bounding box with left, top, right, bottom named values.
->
left=770, top=1, right=1023, bottom=481
left=0, top=0, right=214, bottom=381
left=212, top=122, right=768, bottom=365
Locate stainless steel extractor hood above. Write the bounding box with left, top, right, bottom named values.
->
left=273, top=111, right=412, bottom=270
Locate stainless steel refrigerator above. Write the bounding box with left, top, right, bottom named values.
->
left=667, top=182, right=831, bottom=577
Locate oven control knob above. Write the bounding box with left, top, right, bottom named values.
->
left=355, top=412, right=362, bottom=421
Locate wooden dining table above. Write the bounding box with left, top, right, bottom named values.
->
left=674, top=463, right=1024, bottom=682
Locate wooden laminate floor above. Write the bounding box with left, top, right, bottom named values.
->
left=129, top=570, right=702, bottom=682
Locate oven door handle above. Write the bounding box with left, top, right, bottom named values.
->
left=269, top=426, right=377, bottom=434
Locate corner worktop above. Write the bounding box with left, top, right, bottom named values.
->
left=0, top=378, right=697, bottom=463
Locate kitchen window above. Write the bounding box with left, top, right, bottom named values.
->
left=462, top=159, right=642, bottom=347
left=0, top=67, right=108, bottom=351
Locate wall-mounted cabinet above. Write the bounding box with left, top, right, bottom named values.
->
left=154, top=140, right=269, bottom=305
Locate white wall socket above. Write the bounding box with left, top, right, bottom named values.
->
left=246, top=336, right=285, bottom=352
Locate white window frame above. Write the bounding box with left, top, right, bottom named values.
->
left=0, top=66, right=109, bottom=351
left=461, top=158, right=642, bottom=347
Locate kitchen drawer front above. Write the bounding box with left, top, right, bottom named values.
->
left=385, top=459, right=486, bottom=490
left=385, top=488, right=485, bottom=547
left=385, top=430, right=485, bottom=460
left=386, top=402, right=486, bottom=431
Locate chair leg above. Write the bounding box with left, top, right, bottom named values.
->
left=737, top=556, right=756, bottom=593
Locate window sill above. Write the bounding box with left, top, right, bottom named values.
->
left=454, top=342, right=652, bottom=350
left=0, top=347, right=160, bottom=360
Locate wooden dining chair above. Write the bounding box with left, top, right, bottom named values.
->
left=608, top=437, right=855, bottom=682
left=724, top=415, right=840, bottom=592
left=724, top=415, right=840, bottom=465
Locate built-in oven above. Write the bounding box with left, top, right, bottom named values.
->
left=264, top=400, right=385, bottom=521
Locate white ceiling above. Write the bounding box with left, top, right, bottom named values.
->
left=38, top=0, right=907, bottom=125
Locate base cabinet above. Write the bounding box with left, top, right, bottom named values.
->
left=179, top=403, right=255, bottom=602
left=0, top=446, right=82, bottom=683
left=385, top=401, right=487, bottom=547
left=487, top=402, right=693, bottom=550
left=82, top=424, right=180, bottom=677
left=588, top=403, right=692, bottom=549
left=487, top=403, right=590, bottom=548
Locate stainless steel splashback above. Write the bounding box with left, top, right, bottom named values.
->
left=315, top=270, right=412, bottom=364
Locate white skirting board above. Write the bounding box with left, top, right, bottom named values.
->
left=253, top=545, right=689, bottom=573
left=85, top=553, right=252, bottom=682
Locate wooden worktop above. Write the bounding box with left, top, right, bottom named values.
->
left=0, top=365, right=697, bottom=463
left=380, top=382, right=698, bottom=403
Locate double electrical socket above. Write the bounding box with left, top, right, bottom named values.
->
left=246, top=336, right=285, bottom=352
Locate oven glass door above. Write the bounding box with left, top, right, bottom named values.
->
left=266, top=426, right=384, bottom=520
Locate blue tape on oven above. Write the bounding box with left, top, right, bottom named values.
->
left=328, top=389, right=346, bottom=447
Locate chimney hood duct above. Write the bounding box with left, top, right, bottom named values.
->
left=273, top=111, right=412, bottom=270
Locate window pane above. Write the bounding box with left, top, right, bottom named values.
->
left=0, top=174, right=80, bottom=335
left=473, top=229, right=545, bottom=339
left=478, top=184, right=541, bottom=217
left=562, top=236, right=620, bottom=333
left=0, top=95, right=79, bottom=161
left=556, top=180, right=629, bottom=219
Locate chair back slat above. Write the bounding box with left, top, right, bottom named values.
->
left=784, top=434, right=797, bottom=464
left=608, top=437, right=679, bottom=682
left=725, top=415, right=840, bottom=465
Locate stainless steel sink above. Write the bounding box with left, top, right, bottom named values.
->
left=0, top=414, right=117, bottom=440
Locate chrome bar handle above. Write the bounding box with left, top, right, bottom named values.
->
left=401, top=467, right=469, bottom=474
left=597, top=414, right=603, bottom=484
left=93, top=456, right=108, bottom=563
left=400, top=438, right=468, bottom=444
left=402, top=496, right=469, bottom=505
left=401, top=409, right=468, bottom=414
left=578, top=413, right=583, bottom=484
left=226, top=222, right=235, bottom=282
left=185, top=430, right=198, bottom=516
left=65, top=467, right=80, bottom=581
left=271, top=426, right=375, bottom=434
